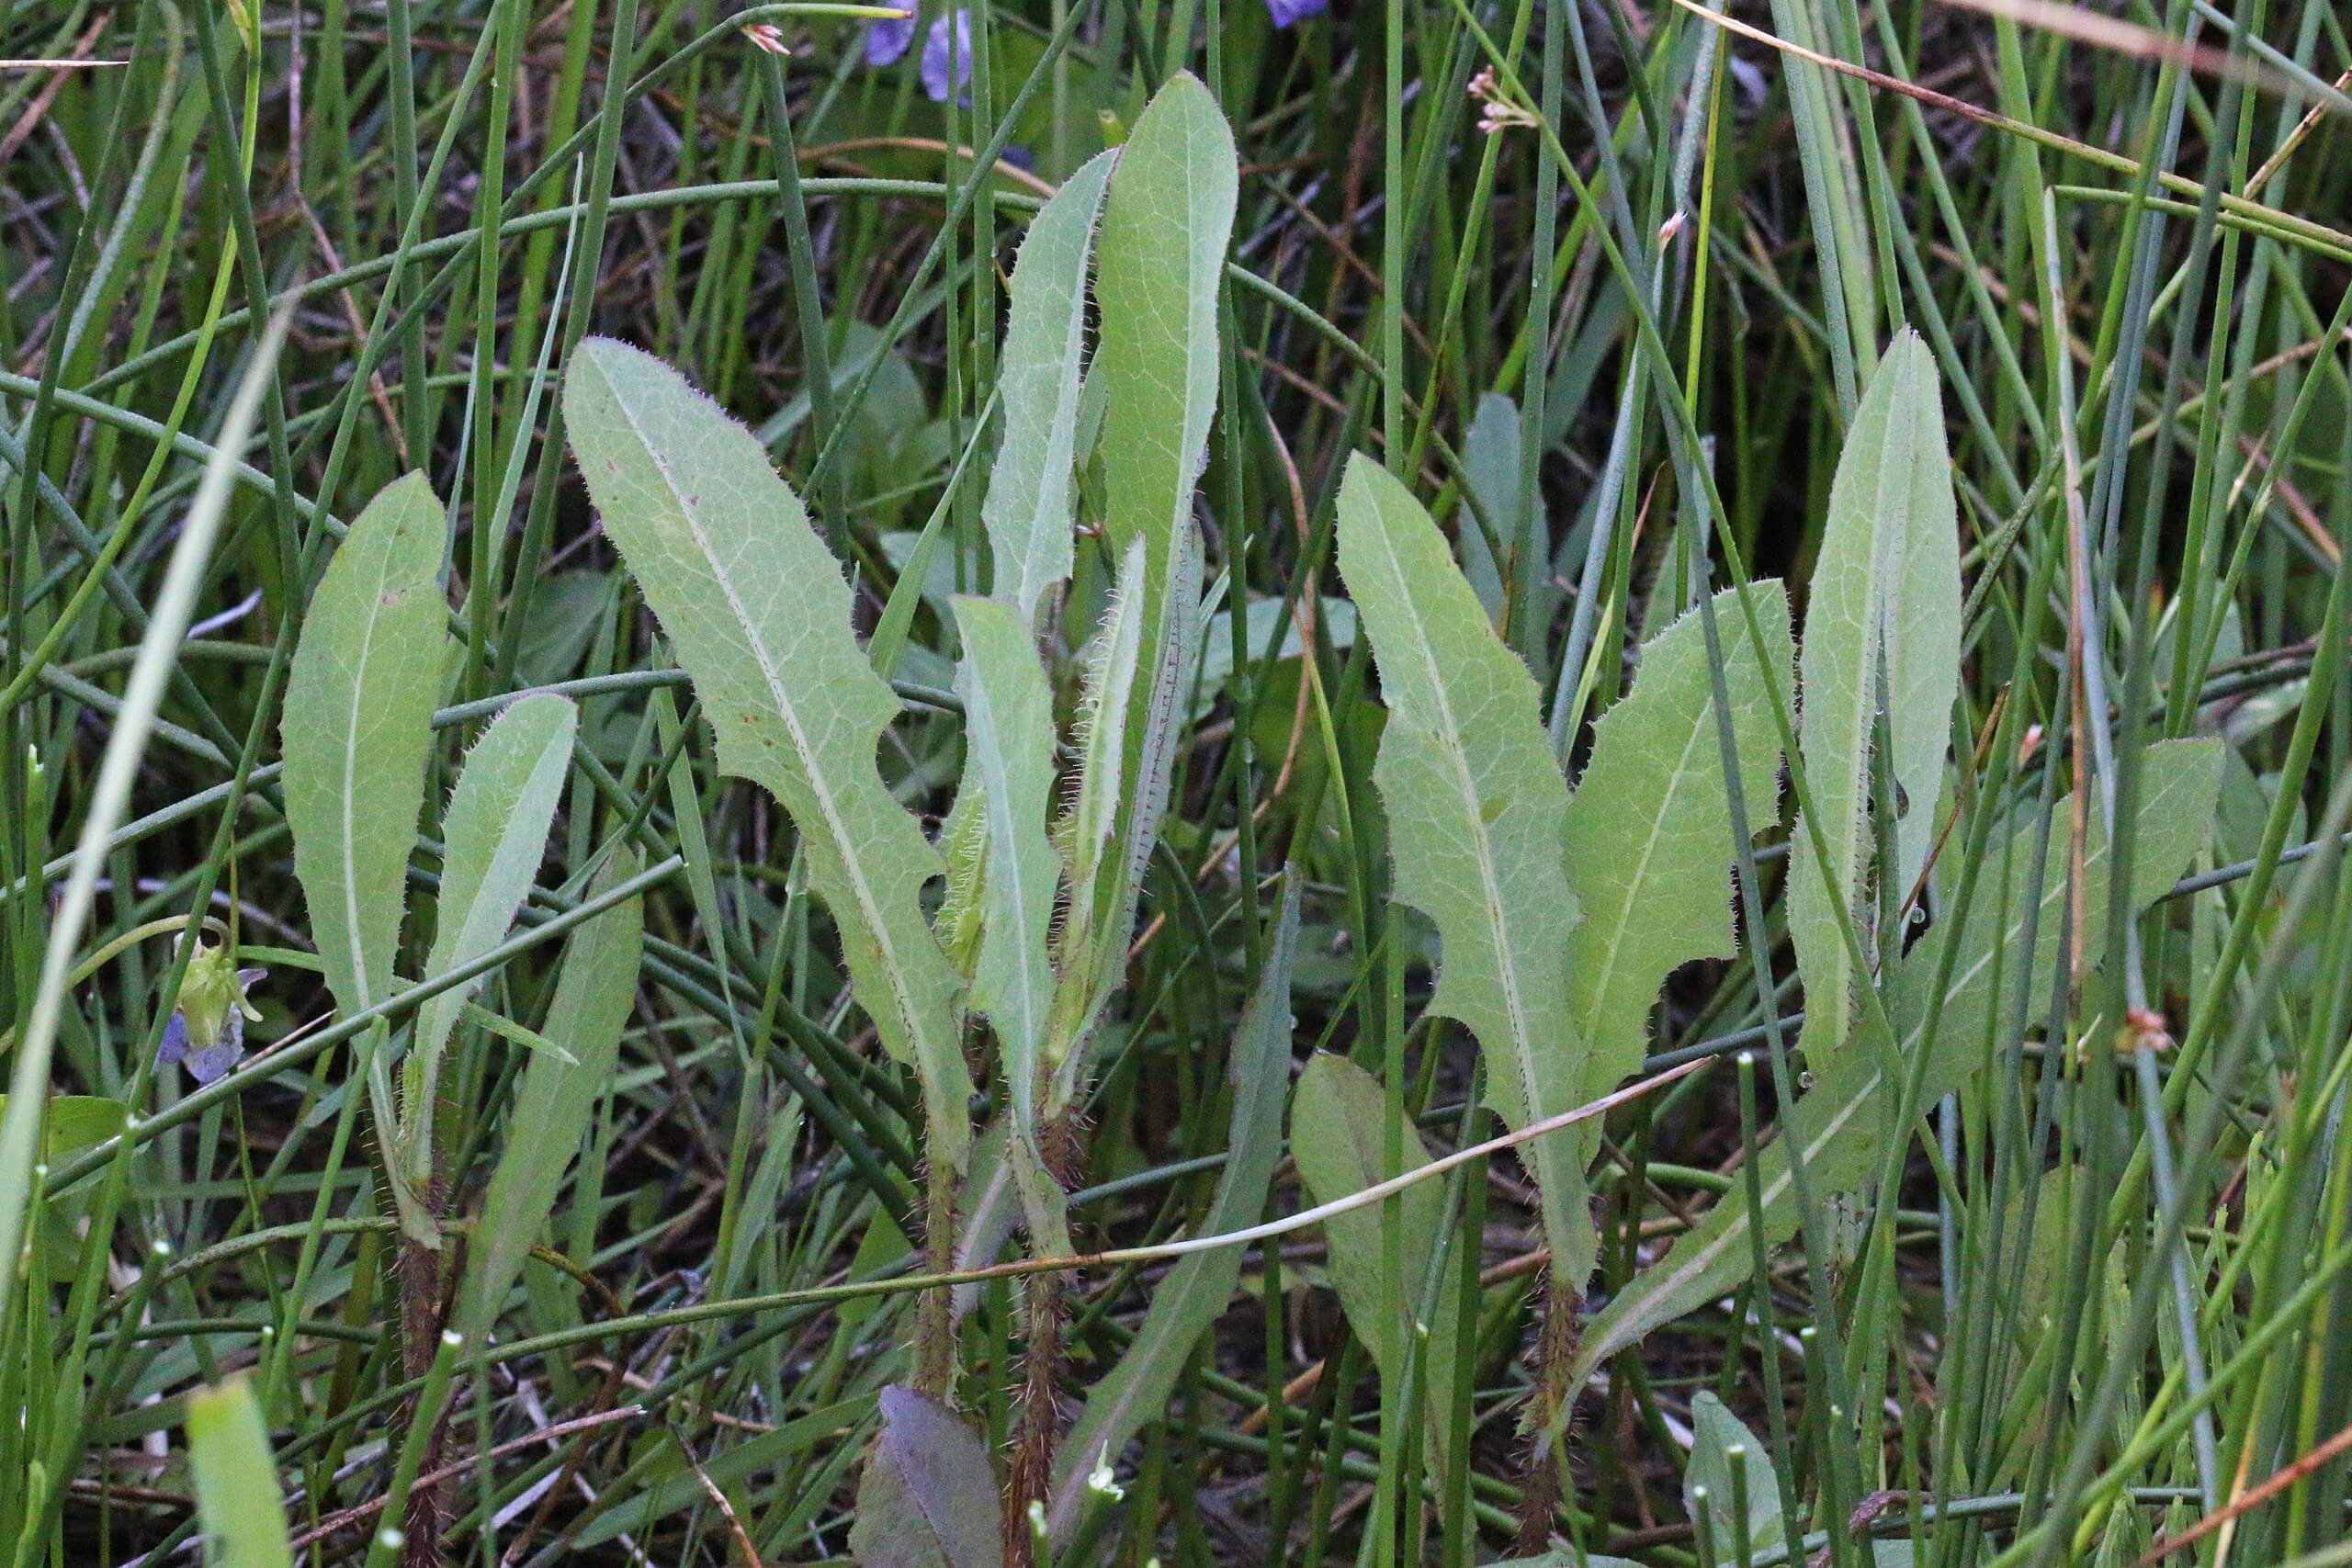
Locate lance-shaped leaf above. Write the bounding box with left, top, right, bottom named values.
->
left=1335, top=453, right=1586, bottom=1269
left=1050, top=873, right=1298, bottom=1535
left=953, top=598, right=1059, bottom=1069
left=282, top=470, right=446, bottom=1021
left=982, top=147, right=1116, bottom=624
left=563, top=337, right=970, bottom=1168
left=1788, top=331, right=1961, bottom=1071
left=951, top=596, right=1069, bottom=1251
left=1035, top=73, right=1230, bottom=1086
left=1057, top=537, right=1148, bottom=918
left=1551, top=584, right=1792, bottom=1287
left=1045, top=526, right=1204, bottom=1081
left=459, top=849, right=643, bottom=1343
left=186, top=1377, right=294, bottom=1568
left=395, top=693, right=576, bottom=1227
left=1570, top=739, right=2222, bottom=1383
left=1290, top=1053, right=1464, bottom=1492
left=409, top=697, right=574, bottom=1089
left=849, top=1386, right=1003, bottom=1568
left=1093, top=73, right=1234, bottom=588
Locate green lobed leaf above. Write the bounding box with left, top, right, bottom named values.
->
left=848, top=1386, right=1004, bottom=1568
left=459, top=848, right=643, bottom=1344
left=282, top=470, right=446, bottom=1021
left=1788, top=331, right=1961, bottom=1074
left=1289, top=1053, right=1464, bottom=1491
left=186, top=1376, right=294, bottom=1568
left=1335, top=452, right=1587, bottom=1271
left=562, top=336, right=970, bottom=1168
left=982, top=147, right=1116, bottom=624
left=1049, top=872, right=1299, bottom=1535
left=1554, top=582, right=1793, bottom=1286
left=1570, top=738, right=2223, bottom=1383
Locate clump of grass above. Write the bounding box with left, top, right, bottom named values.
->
left=1, top=0, right=2348, bottom=1564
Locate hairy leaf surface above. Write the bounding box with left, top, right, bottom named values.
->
left=410, top=694, right=576, bottom=1096
left=951, top=596, right=1068, bottom=1248
left=1336, top=453, right=1586, bottom=1266
left=1789, top=331, right=1961, bottom=1072
left=563, top=337, right=970, bottom=1166
left=395, top=693, right=576, bottom=1224
left=1046, top=527, right=1203, bottom=1079
left=282, top=470, right=445, bottom=1021
left=1093, top=73, right=1234, bottom=583
left=849, top=1386, right=1003, bottom=1568
left=983, top=148, right=1115, bottom=623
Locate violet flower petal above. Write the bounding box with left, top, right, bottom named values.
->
left=865, top=13, right=916, bottom=66
left=921, top=10, right=974, bottom=104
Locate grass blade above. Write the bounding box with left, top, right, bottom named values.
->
left=0, top=309, right=288, bottom=1308
left=186, top=1376, right=294, bottom=1568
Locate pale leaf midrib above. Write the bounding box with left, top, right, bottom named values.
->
left=970, top=673, right=1048, bottom=1049
left=592, top=360, right=935, bottom=1062
left=1364, top=513, right=1548, bottom=1136
left=334, top=535, right=401, bottom=1014
left=1577, top=705, right=1720, bottom=1052
left=1805, top=368, right=1920, bottom=1031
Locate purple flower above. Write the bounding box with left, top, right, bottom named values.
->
left=865, top=11, right=916, bottom=66
left=921, top=10, right=974, bottom=105
left=1265, top=0, right=1326, bottom=25
left=157, top=942, right=266, bottom=1085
